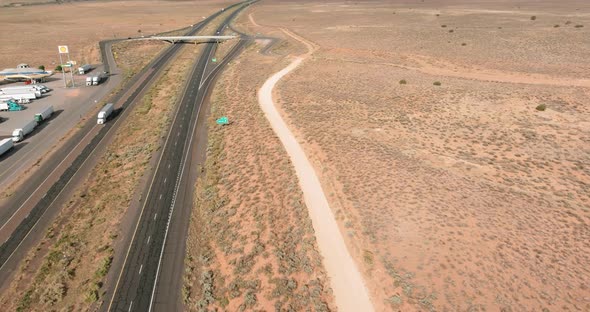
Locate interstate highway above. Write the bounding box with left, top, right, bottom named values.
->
left=105, top=3, right=253, bottom=311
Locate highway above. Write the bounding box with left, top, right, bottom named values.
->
left=0, top=2, right=246, bottom=289
left=105, top=3, right=252, bottom=311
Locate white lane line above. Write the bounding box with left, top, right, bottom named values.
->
left=159, top=194, right=162, bottom=200
left=107, top=31, right=202, bottom=311
left=147, top=236, right=151, bottom=244
left=128, top=301, right=133, bottom=312
left=153, top=213, right=157, bottom=220
left=139, top=264, right=143, bottom=275
left=164, top=178, right=167, bottom=183
left=148, top=38, right=214, bottom=312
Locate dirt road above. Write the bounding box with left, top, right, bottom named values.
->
left=257, top=28, right=374, bottom=312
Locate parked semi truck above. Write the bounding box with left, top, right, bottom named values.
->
left=86, top=76, right=93, bottom=86
left=34, top=106, right=54, bottom=122
left=0, top=138, right=14, bottom=157
left=12, top=119, right=37, bottom=142
left=1, top=85, right=49, bottom=94
left=0, top=101, right=24, bottom=111
left=92, top=73, right=107, bottom=85
left=78, top=64, right=92, bottom=75
left=97, top=103, right=114, bottom=124
left=1, top=89, right=41, bottom=98
left=0, top=93, right=36, bottom=102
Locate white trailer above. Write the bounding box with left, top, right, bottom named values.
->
left=0, top=103, right=8, bottom=111
left=86, top=76, right=93, bottom=86
left=78, top=64, right=92, bottom=75
left=35, top=106, right=54, bottom=122
left=1, top=85, right=48, bottom=93
left=0, top=93, right=36, bottom=101
left=1, top=89, right=41, bottom=98
left=97, top=103, right=114, bottom=124
left=12, top=119, right=37, bottom=142
left=0, top=138, right=14, bottom=157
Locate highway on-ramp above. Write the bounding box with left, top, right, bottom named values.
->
left=105, top=3, right=253, bottom=311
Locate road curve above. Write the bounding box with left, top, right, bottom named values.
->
left=257, top=29, right=375, bottom=311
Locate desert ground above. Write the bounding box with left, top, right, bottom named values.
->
left=182, top=25, right=335, bottom=311
left=241, top=0, right=589, bottom=311
left=0, top=0, right=232, bottom=70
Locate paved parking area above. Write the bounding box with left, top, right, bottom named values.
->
left=0, top=71, right=104, bottom=136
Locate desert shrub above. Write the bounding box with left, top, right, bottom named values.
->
left=554, top=24, right=560, bottom=28
left=399, top=79, right=407, bottom=85
left=530, top=16, right=537, bottom=21
left=565, top=21, right=572, bottom=25
left=441, top=24, right=447, bottom=28
left=449, top=29, right=454, bottom=33
left=38, top=65, right=45, bottom=70
left=536, top=104, right=547, bottom=111
left=461, top=42, right=467, bottom=46
left=575, top=24, right=584, bottom=28
left=433, top=81, right=442, bottom=86
left=54, top=65, right=62, bottom=72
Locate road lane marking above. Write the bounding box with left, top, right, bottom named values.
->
left=139, top=264, right=143, bottom=275
left=159, top=194, right=162, bottom=200
left=154, top=213, right=157, bottom=220
left=148, top=30, right=220, bottom=311
left=164, top=178, right=167, bottom=183
left=106, top=10, right=216, bottom=311
left=147, top=236, right=151, bottom=244
left=128, top=301, right=133, bottom=312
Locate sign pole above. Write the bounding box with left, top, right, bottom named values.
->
left=58, top=51, right=66, bottom=88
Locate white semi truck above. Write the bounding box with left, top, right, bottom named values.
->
left=92, top=73, right=107, bottom=86
left=86, top=76, right=93, bottom=86
left=0, top=138, right=14, bottom=157
left=78, top=64, right=92, bottom=75
left=12, top=119, right=37, bottom=142
left=97, top=103, right=114, bottom=124
left=1, top=85, right=49, bottom=94
left=0, top=89, right=41, bottom=98
left=0, top=93, right=36, bottom=101
left=34, top=106, right=54, bottom=122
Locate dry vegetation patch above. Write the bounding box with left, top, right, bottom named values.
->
left=183, top=42, right=335, bottom=311
left=249, top=1, right=590, bottom=311
left=0, top=42, right=202, bottom=311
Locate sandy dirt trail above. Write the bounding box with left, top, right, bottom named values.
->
left=257, top=27, right=375, bottom=312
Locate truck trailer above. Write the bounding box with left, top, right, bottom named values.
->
left=78, top=64, right=92, bottom=75
left=35, top=106, right=54, bottom=122
left=86, top=76, right=93, bottom=86
left=1, top=85, right=48, bottom=94
left=92, top=73, right=106, bottom=86
left=0, top=138, right=13, bottom=157
left=97, top=103, right=114, bottom=124
left=0, top=93, right=36, bottom=101
left=12, top=119, right=37, bottom=142
left=1, top=89, right=41, bottom=98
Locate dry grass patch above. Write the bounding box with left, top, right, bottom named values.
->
left=183, top=42, right=334, bottom=311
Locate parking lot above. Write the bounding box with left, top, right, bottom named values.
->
left=0, top=66, right=122, bottom=188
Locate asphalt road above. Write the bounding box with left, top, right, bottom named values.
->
left=0, top=2, right=246, bottom=288
left=105, top=3, right=253, bottom=312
